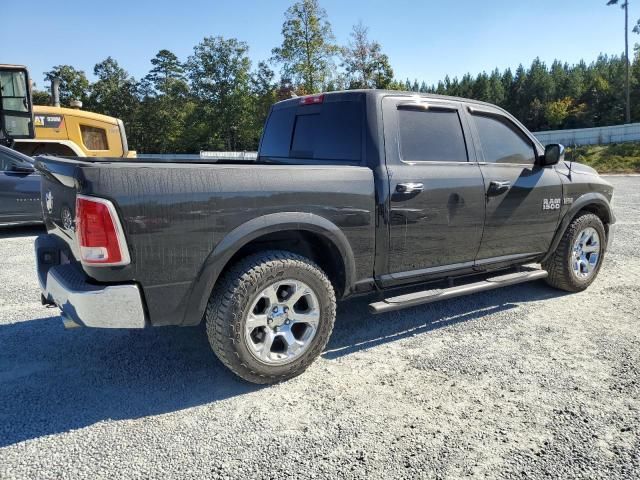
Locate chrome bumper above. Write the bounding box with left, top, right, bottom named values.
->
left=35, top=235, right=146, bottom=329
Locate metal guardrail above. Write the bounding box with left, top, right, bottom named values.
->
left=136, top=153, right=201, bottom=160
left=137, top=151, right=258, bottom=161
left=534, top=123, right=640, bottom=146
left=200, top=151, right=258, bottom=160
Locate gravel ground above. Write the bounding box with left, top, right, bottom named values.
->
left=1, top=176, right=638, bottom=479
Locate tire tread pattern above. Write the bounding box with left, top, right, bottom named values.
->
left=205, top=250, right=336, bottom=384
left=543, top=213, right=606, bottom=292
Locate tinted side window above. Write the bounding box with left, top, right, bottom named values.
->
left=0, top=152, right=12, bottom=170
left=397, top=109, right=468, bottom=162
left=473, top=114, right=535, bottom=165
left=0, top=148, right=29, bottom=170
left=261, top=101, right=362, bottom=162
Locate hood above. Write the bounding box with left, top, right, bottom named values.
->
left=555, top=161, right=600, bottom=178
left=566, top=162, right=598, bottom=176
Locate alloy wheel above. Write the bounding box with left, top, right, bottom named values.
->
left=572, top=227, right=601, bottom=279
left=244, top=279, right=320, bottom=365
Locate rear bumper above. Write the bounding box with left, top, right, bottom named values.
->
left=35, top=235, right=146, bottom=328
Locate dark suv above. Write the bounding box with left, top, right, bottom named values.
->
left=0, top=145, right=41, bottom=226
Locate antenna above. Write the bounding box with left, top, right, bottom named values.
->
left=566, top=143, right=576, bottom=178
left=571, top=143, right=576, bottom=172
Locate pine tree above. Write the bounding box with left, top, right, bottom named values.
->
left=271, top=0, right=339, bottom=93
left=144, top=50, right=186, bottom=95
left=186, top=36, right=254, bottom=150
left=342, top=21, right=394, bottom=89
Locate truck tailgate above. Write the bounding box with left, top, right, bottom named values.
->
left=34, top=156, right=148, bottom=328
left=34, top=156, right=85, bottom=260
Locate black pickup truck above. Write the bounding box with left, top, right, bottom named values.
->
left=34, top=90, right=615, bottom=384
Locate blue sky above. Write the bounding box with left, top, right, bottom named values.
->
left=2, top=0, right=632, bottom=89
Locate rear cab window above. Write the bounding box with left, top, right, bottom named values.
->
left=259, top=94, right=363, bottom=164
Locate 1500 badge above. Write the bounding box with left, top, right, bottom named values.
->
left=543, top=198, right=561, bottom=210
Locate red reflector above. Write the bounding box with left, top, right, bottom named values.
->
left=76, top=196, right=130, bottom=266
left=300, top=94, right=324, bottom=105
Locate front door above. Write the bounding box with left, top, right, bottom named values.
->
left=381, top=97, right=486, bottom=284
left=466, top=107, right=562, bottom=263
left=0, top=149, right=40, bottom=223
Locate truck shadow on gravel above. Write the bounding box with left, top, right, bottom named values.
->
left=0, top=319, right=256, bottom=447
left=0, top=281, right=565, bottom=447
left=0, top=225, right=45, bottom=239
left=323, top=280, right=566, bottom=359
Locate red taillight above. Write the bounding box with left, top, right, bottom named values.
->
left=300, top=94, right=324, bottom=105
left=75, top=195, right=130, bottom=266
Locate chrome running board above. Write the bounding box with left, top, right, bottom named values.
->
left=369, top=269, right=548, bottom=314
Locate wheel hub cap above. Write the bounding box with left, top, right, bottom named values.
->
left=268, top=305, right=289, bottom=328
left=245, top=279, right=320, bottom=365
left=572, top=227, right=601, bottom=279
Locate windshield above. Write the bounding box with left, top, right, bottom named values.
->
left=0, top=144, right=34, bottom=164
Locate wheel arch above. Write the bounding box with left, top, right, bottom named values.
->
left=541, top=193, right=614, bottom=263
left=181, top=212, right=357, bottom=326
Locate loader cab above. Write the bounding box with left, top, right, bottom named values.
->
left=0, top=65, right=34, bottom=146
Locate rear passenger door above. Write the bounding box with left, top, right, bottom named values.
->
left=466, top=106, right=562, bottom=263
left=381, top=97, right=486, bottom=283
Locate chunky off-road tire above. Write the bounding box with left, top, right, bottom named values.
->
left=205, top=250, right=336, bottom=384
left=543, top=212, right=606, bottom=292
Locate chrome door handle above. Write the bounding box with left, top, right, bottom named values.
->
left=396, top=182, right=424, bottom=194
left=488, top=180, right=510, bottom=196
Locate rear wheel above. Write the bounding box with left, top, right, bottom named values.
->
left=205, top=250, right=336, bottom=384
left=543, top=213, right=606, bottom=292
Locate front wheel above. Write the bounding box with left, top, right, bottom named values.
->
left=543, top=212, right=607, bottom=292
left=205, top=250, right=336, bottom=384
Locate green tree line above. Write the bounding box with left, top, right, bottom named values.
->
left=30, top=0, right=640, bottom=153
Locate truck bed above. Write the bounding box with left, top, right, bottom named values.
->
left=34, top=155, right=376, bottom=327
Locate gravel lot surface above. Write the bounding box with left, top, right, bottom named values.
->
left=1, top=176, right=638, bottom=479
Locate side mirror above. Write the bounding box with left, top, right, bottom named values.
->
left=11, top=163, right=34, bottom=173
left=542, top=144, right=565, bottom=166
